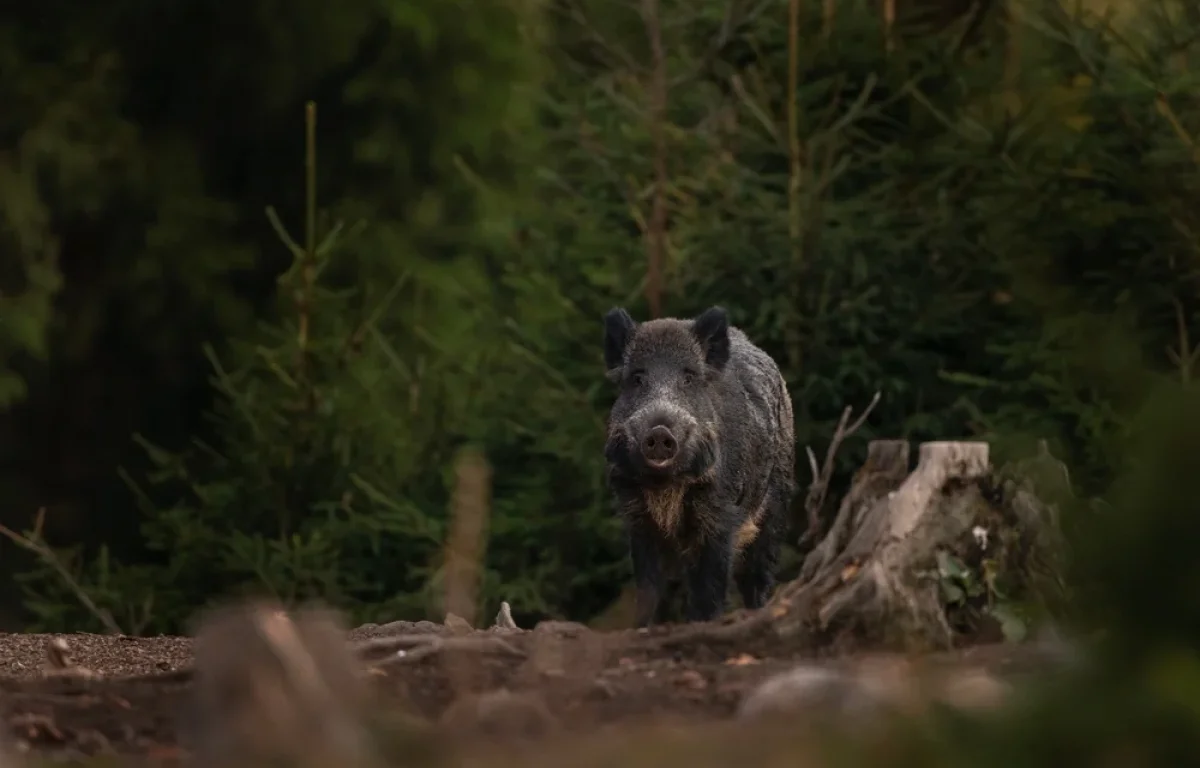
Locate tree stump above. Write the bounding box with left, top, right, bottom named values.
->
left=768, top=440, right=993, bottom=651
left=799, top=439, right=911, bottom=582
left=634, top=436, right=1067, bottom=659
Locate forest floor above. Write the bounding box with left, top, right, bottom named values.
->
left=0, top=614, right=1068, bottom=764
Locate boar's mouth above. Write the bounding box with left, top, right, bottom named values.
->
left=627, top=447, right=680, bottom=480
left=639, top=457, right=680, bottom=479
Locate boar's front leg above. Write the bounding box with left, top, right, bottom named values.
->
left=684, top=513, right=736, bottom=623
left=736, top=481, right=788, bottom=610
left=629, top=521, right=667, bottom=628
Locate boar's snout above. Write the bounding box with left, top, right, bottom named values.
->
left=609, top=406, right=705, bottom=480
left=641, top=425, right=679, bottom=466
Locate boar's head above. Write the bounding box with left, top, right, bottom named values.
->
left=602, top=306, right=730, bottom=484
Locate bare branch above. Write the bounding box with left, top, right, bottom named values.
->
left=0, top=509, right=124, bottom=635
left=844, top=390, right=881, bottom=435
left=1168, top=295, right=1199, bottom=385
left=264, top=206, right=304, bottom=258
left=799, top=391, right=882, bottom=546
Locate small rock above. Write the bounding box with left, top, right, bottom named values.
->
left=45, top=638, right=73, bottom=670
left=42, top=637, right=96, bottom=679
left=738, top=664, right=887, bottom=722
left=936, top=668, right=1010, bottom=712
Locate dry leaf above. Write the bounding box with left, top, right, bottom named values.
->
left=724, top=654, right=759, bottom=666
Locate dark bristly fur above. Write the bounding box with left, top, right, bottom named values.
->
left=602, top=306, right=795, bottom=627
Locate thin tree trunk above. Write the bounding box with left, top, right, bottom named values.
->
left=641, top=0, right=669, bottom=318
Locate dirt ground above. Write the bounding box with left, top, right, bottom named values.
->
left=0, top=613, right=1070, bottom=764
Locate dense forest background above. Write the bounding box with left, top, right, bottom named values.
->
left=1, top=0, right=1196, bottom=635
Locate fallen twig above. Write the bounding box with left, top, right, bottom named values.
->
left=369, top=635, right=526, bottom=670
left=800, top=391, right=882, bottom=546
left=641, top=613, right=774, bottom=653
left=352, top=633, right=451, bottom=658
left=0, top=509, right=124, bottom=635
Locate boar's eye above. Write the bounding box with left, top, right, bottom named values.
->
left=682, top=369, right=700, bottom=385
left=629, top=371, right=647, bottom=387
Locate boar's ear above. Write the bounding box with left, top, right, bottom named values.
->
left=692, top=306, right=731, bottom=370
left=603, top=307, right=637, bottom=379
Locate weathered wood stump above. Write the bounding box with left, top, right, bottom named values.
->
left=798, top=439, right=912, bottom=583
left=771, top=441, right=992, bottom=650
left=765, top=434, right=1072, bottom=656
left=648, top=436, right=1068, bottom=656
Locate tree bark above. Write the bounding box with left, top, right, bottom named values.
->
left=768, top=441, right=992, bottom=651
left=800, top=439, right=910, bottom=581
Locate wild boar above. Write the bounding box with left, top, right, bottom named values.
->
left=602, top=305, right=795, bottom=626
